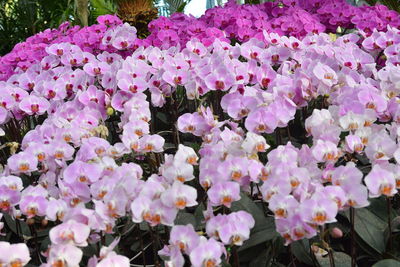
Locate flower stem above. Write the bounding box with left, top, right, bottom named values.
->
left=350, top=207, right=356, bottom=267
left=233, top=246, right=240, bottom=267
left=290, top=243, right=297, bottom=267
left=387, top=197, right=393, bottom=251
left=139, top=229, right=147, bottom=267
left=320, top=226, right=335, bottom=267
left=150, top=227, right=160, bottom=267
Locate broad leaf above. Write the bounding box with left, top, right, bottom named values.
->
left=231, top=193, right=268, bottom=231
left=174, top=211, right=196, bottom=227
left=232, top=193, right=278, bottom=251
left=317, top=252, right=352, bottom=267
left=367, top=197, right=398, bottom=223
left=239, top=220, right=277, bottom=251
left=291, top=239, right=314, bottom=266
left=345, top=208, right=386, bottom=254
left=372, top=259, right=400, bottom=267
left=4, top=214, right=31, bottom=237
left=90, top=0, right=117, bottom=19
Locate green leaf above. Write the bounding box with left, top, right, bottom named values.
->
left=174, top=211, right=196, bottom=227
left=90, top=0, right=117, bottom=19
left=156, top=112, right=168, bottom=125
left=221, top=260, right=232, bottom=267
left=231, top=193, right=268, bottom=231
left=40, top=236, right=51, bottom=252
left=392, top=216, right=400, bottom=233
left=3, top=214, right=31, bottom=237
left=232, top=193, right=278, bottom=252
left=367, top=197, right=398, bottom=223
left=176, top=1, right=188, bottom=12
left=249, top=251, right=269, bottom=267
left=139, top=222, right=150, bottom=231
left=291, top=239, right=314, bottom=266
left=194, top=202, right=205, bottom=230
left=239, top=244, right=269, bottom=263
left=380, top=0, right=400, bottom=12
left=372, top=259, right=400, bottom=267
left=82, top=243, right=98, bottom=257
left=317, top=252, right=352, bottom=267
left=239, top=219, right=277, bottom=251
left=345, top=208, right=386, bottom=254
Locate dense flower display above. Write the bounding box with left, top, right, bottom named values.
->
left=2, top=0, right=400, bottom=81
left=0, top=0, right=400, bottom=266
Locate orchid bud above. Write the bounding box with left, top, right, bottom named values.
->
left=330, top=227, right=343, bottom=238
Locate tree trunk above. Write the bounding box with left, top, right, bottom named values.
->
left=75, top=0, right=89, bottom=26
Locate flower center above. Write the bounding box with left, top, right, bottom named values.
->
left=312, top=211, right=327, bottom=224
left=222, top=195, right=232, bottom=206
left=215, top=81, right=225, bottom=90
left=18, top=163, right=29, bottom=172
left=204, top=259, right=217, bottom=267
left=10, top=260, right=23, bottom=267
left=175, top=197, right=187, bottom=209
left=0, top=200, right=10, bottom=211
left=275, top=208, right=287, bottom=218
left=30, top=104, right=39, bottom=113
left=379, top=184, right=393, bottom=196
left=52, top=259, right=66, bottom=267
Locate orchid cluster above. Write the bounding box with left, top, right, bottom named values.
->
left=147, top=0, right=400, bottom=48
left=2, top=0, right=400, bottom=82
left=0, top=1, right=399, bottom=266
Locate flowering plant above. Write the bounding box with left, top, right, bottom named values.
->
left=0, top=1, right=400, bottom=267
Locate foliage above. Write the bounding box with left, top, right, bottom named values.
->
left=364, top=0, right=400, bottom=12
left=0, top=0, right=76, bottom=55
left=89, top=0, right=117, bottom=22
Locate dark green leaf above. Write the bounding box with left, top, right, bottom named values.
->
left=194, top=202, right=205, bottom=230
left=392, top=217, right=400, bottom=233
left=156, top=112, right=168, bottom=125
left=372, top=259, right=400, bottom=267
left=82, top=243, right=98, bottom=257
left=367, top=197, right=398, bottom=223
left=232, top=193, right=278, bottom=252
left=90, top=0, right=117, bottom=19
left=174, top=211, right=196, bottom=227
left=345, top=208, right=386, bottom=254
left=231, top=193, right=268, bottom=231
left=239, top=244, right=269, bottom=263
left=317, top=252, right=351, bottom=267
left=139, top=222, right=150, bottom=231
left=291, top=239, right=314, bottom=266
left=4, top=214, right=31, bottom=237
left=176, top=1, right=188, bottom=12
left=40, top=236, right=51, bottom=252
left=239, top=219, right=277, bottom=251
left=221, top=260, right=232, bottom=267
left=249, top=253, right=269, bottom=267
